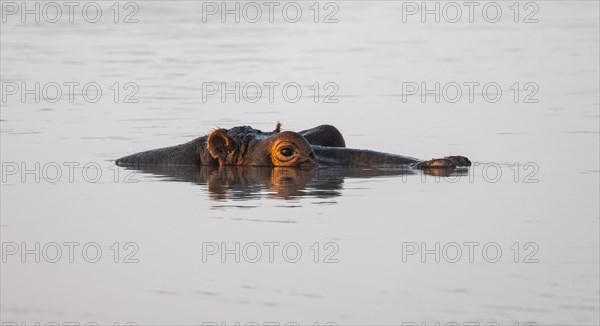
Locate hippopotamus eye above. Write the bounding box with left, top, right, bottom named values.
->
left=279, top=148, right=294, bottom=157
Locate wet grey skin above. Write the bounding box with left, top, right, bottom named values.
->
left=115, top=124, right=471, bottom=169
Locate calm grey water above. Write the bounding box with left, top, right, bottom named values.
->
left=1, top=1, right=599, bottom=324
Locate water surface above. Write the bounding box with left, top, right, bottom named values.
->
left=1, top=1, right=599, bottom=324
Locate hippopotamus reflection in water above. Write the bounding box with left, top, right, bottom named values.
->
left=120, top=165, right=468, bottom=200
left=115, top=123, right=471, bottom=170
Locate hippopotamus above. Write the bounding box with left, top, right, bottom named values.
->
left=115, top=123, right=471, bottom=170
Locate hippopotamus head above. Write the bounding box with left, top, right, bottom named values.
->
left=115, top=123, right=470, bottom=170
left=206, top=126, right=317, bottom=167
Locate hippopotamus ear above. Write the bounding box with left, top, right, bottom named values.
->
left=207, top=129, right=232, bottom=162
